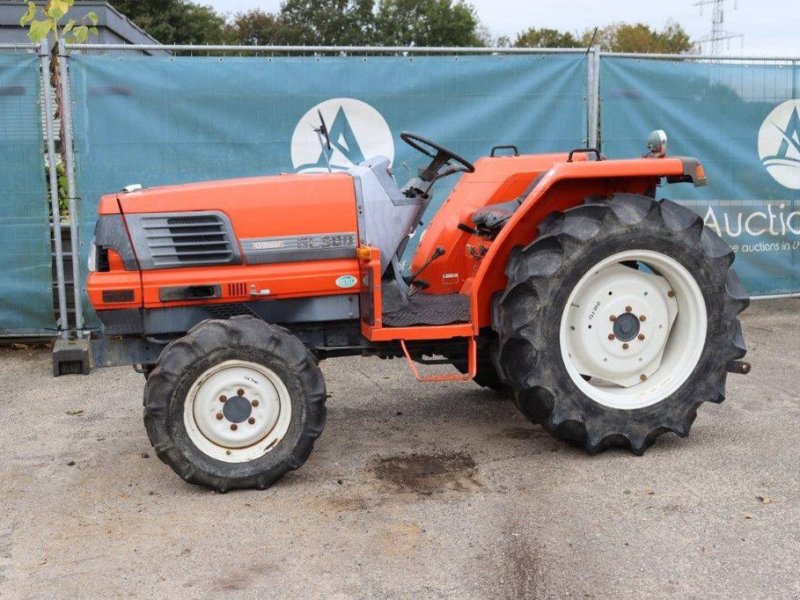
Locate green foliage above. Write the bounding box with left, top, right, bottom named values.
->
left=375, top=0, right=483, bottom=47
left=225, top=10, right=286, bottom=45
left=513, top=27, right=580, bottom=49
left=96, top=0, right=226, bottom=45
left=580, top=22, right=692, bottom=53
left=279, top=0, right=376, bottom=46
left=512, top=22, right=692, bottom=53
left=225, top=0, right=483, bottom=47
left=20, top=0, right=98, bottom=44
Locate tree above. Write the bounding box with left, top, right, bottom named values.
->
left=96, top=0, right=226, bottom=45
left=581, top=22, right=692, bottom=53
left=225, top=9, right=288, bottom=45
left=277, top=0, right=376, bottom=46
left=20, top=1, right=99, bottom=216
left=375, top=0, right=483, bottom=47
left=513, top=27, right=579, bottom=49
left=225, top=0, right=485, bottom=48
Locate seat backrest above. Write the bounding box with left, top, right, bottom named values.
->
left=349, top=157, right=425, bottom=274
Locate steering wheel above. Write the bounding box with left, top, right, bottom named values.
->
left=400, top=131, right=475, bottom=182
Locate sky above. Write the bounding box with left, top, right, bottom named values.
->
left=205, top=0, right=798, bottom=57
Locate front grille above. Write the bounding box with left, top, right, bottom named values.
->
left=133, top=212, right=238, bottom=269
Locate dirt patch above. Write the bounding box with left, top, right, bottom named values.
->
left=370, top=452, right=482, bottom=494
left=502, top=427, right=540, bottom=440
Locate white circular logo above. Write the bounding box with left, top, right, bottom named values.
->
left=758, top=99, right=800, bottom=190
left=291, top=98, right=394, bottom=174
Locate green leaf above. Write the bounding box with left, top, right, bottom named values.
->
left=86, top=11, right=98, bottom=26
left=72, top=25, right=88, bottom=44
left=46, top=0, right=70, bottom=20
left=19, top=2, right=37, bottom=26
left=88, top=26, right=98, bottom=37
left=62, top=18, right=75, bottom=34
left=27, top=19, right=53, bottom=43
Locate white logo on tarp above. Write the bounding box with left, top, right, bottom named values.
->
left=758, top=99, right=800, bottom=190
left=291, top=98, right=394, bottom=174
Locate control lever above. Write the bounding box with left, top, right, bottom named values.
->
left=404, top=246, right=445, bottom=293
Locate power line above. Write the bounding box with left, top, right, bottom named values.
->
left=693, top=0, right=744, bottom=55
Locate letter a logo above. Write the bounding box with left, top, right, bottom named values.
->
left=758, top=99, right=800, bottom=190
left=291, top=98, right=394, bottom=174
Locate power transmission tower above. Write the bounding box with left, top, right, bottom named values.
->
left=693, top=0, right=744, bottom=55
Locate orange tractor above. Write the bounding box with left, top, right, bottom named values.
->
left=87, top=129, right=750, bottom=491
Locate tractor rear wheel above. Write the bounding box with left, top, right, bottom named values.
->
left=493, top=194, right=748, bottom=454
left=143, top=316, right=326, bottom=491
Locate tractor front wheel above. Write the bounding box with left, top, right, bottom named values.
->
left=493, top=194, right=749, bottom=454
left=143, top=316, right=326, bottom=491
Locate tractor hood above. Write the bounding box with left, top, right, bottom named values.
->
left=99, top=172, right=360, bottom=271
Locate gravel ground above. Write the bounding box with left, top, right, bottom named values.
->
left=0, top=298, right=798, bottom=599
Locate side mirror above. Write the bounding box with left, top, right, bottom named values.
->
left=646, top=130, right=668, bottom=158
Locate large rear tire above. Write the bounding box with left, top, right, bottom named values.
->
left=143, top=316, right=326, bottom=491
left=493, top=195, right=749, bottom=454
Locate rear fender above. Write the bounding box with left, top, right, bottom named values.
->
left=470, top=157, right=701, bottom=330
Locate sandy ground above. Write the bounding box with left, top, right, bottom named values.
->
left=0, top=298, right=798, bottom=599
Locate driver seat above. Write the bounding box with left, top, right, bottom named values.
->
left=471, top=173, right=544, bottom=231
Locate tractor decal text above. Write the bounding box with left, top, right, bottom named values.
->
left=240, top=232, right=358, bottom=265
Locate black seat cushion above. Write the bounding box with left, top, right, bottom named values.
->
left=471, top=173, right=544, bottom=231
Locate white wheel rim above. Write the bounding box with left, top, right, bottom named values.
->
left=559, top=250, right=707, bottom=410
left=183, top=359, right=292, bottom=463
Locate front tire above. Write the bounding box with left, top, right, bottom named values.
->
left=143, top=316, right=326, bottom=491
left=493, top=195, right=749, bottom=454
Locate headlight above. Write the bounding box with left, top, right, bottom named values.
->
left=87, top=241, right=97, bottom=272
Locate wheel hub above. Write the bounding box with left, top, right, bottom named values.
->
left=222, top=395, right=252, bottom=423
left=612, top=312, right=641, bottom=342
left=184, top=361, right=288, bottom=459
left=560, top=250, right=707, bottom=410
left=563, top=262, right=678, bottom=389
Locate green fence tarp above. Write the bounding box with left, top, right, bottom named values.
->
left=601, top=57, right=800, bottom=296
left=0, top=54, right=53, bottom=334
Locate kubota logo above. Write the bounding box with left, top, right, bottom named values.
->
left=758, top=99, right=800, bottom=190
left=291, top=98, right=394, bottom=173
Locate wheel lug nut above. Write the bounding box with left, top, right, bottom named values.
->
left=608, top=333, right=615, bottom=340
left=609, top=315, right=617, bottom=322
left=230, top=424, right=238, bottom=431
left=248, top=417, right=256, bottom=425
left=219, top=395, right=227, bottom=402
left=625, top=306, right=632, bottom=312
left=639, top=315, right=646, bottom=322
left=215, top=412, right=223, bottom=420
left=251, top=399, right=259, bottom=407
left=638, top=334, right=645, bottom=341
left=237, top=388, right=245, bottom=397
left=622, top=343, right=629, bottom=350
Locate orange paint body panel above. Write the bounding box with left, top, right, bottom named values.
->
left=411, top=153, right=571, bottom=293
left=86, top=270, right=142, bottom=310
left=90, top=173, right=362, bottom=312
left=139, top=259, right=361, bottom=308
left=116, top=173, right=357, bottom=239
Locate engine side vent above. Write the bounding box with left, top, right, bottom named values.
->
left=228, top=282, right=248, bottom=297
left=127, top=211, right=241, bottom=270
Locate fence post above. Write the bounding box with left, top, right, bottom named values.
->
left=586, top=47, right=601, bottom=150
left=56, top=38, right=85, bottom=336
left=39, top=40, right=68, bottom=337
